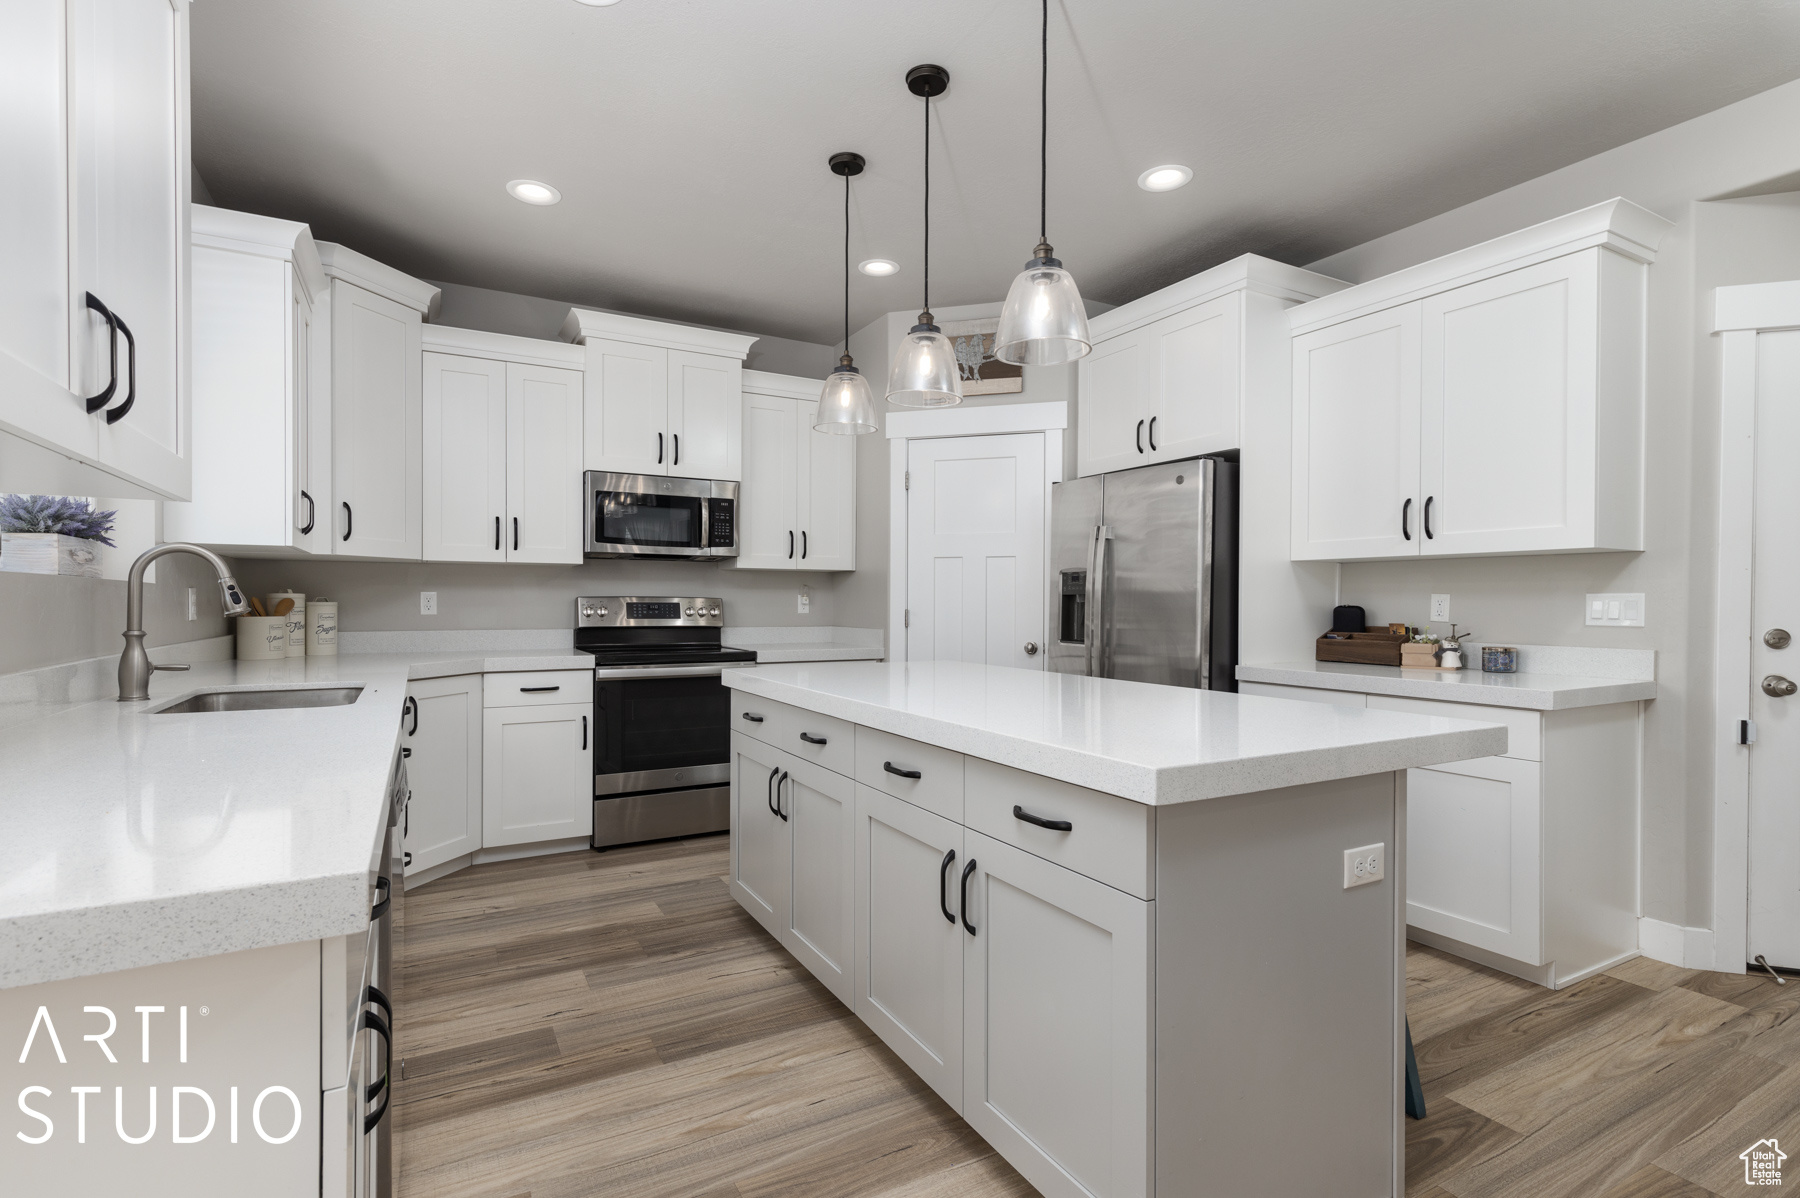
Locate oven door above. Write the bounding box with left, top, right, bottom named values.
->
left=584, top=471, right=738, bottom=559
left=593, top=669, right=733, bottom=795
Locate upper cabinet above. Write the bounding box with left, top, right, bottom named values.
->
left=0, top=0, right=191, bottom=499
left=731, top=371, right=856, bottom=571
left=421, top=326, right=585, bottom=565
left=165, top=206, right=329, bottom=555
left=560, top=309, right=756, bottom=481
left=1077, top=256, right=1345, bottom=478
left=320, top=242, right=438, bottom=561
left=1289, top=199, right=1672, bottom=562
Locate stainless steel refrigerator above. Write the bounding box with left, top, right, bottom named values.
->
left=1048, top=455, right=1238, bottom=690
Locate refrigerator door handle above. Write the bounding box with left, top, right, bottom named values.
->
left=1198, top=457, right=1216, bottom=690
left=1086, top=524, right=1111, bottom=676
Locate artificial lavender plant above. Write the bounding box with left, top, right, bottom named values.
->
left=0, top=494, right=118, bottom=546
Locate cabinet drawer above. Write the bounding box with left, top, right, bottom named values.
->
left=1238, top=681, right=1368, bottom=708
left=854, top=725, right=964, bottom=822
left=484, top=670, right=591, bottom=708
left=1366, top=694, right=1539, bottom=760
left=963, top=758, right=1154, bottom=899
left=730, top=692, right=853, bottom=775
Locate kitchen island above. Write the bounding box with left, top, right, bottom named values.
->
left=724, top=660, right=1508, bottom=1198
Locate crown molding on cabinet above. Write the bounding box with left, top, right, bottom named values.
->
left=742, top=368, right=828, bottom=401
left=316, top=240, right=441, bottom=317
left=1088, top=253, right=1349, bottom=343
left=191, top=205, right=326, bottom=301
left=1288, top=197, right=1674, bottom=337
left=421, top=323, right=586, bottom=369
left=559, top=307, right=759, bottom=359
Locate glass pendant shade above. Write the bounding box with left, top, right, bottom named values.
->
left=995, top=256, right=1092, bottom=367
left=815, top=363, right=878, bottom=434
left=886, top=321, right=963, bottom=407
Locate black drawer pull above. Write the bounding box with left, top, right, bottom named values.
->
left=342, top=501, right=352, bottom=541
left=776, top=771, right=789, bottom=822
left=883, top=761, right=922, bottom=780
left=741, top=712, right=765, bottom=723
left=799, top=732, right=828, bottom=745
left=960, top=859, right=977, bottom=936
left=300, top=490, right=315, bottom=535
left=1013, top=805, right=1073, bottom=832
left=767, top=765, right=780, bottom=817
left=371, top=875, right=391, bottom=920
left=82, top=292, right=118, bottom=412
left=105, top=313, right=136, bottom=424
left=519, top=685, right=561, bottom=693
left=939, top=849, right=957, bottom=923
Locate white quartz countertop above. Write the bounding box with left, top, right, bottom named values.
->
left=725, top=661, right=1508, bottom=806
left=1236, top=660, right=1658, bottom=710
left=729, top=641, right=885, bottom=664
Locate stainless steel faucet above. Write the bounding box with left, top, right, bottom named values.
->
left=118, top=543, right=252, bottom=700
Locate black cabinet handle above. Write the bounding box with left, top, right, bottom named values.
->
left=1148, top=416, right=1157, bottom=451
left=767, top=765, right=780, bottom=817
left=401, top=746, right=410, bottom=758
left=495, top=515, right=501, bottom=552
left=960, top=859, right=977, bottom=935
left=1136, top=419, right=1145, bottom=453
left=513, top=516, right=519, bottom=551
left=104, top=313, right=136, bottom=424
left=741, top=712, right=765, bottom=723
left=1402, top=497, right=1412, bottom=541
left=300, top=490, right=315, bottom=535
left=801, top=530, right=807, bottom=559
left=776, top=771, right=789, bottom=821
left=342, top=502, right=352, bottom=541
left=673, top=433, right=679, bottom=466
left=371, top=875, right=391, bottom=920
left=1424, top=495, right=1435, bottom=540
left=883, top=761, right=922, bottom=780
left=1013, top=805, right=1073, bottom=832
left=657, top=432, right=664, bottom=464
left=939, top=849, right=957, bottom=923
left=364, top=982, right=393, bottom=1025
left=581, top=714, right=588, bottom=750
left=403, top=851, right=412, bottom=867
left=788, top=530, right=795, bottom=560
left=519, top=685, right=561, bottom=693
left=799, top=732, right=827, bottom=745
left=403, top=695, right=418, bottom=735
left=360, top=1007, right=392, bottom=1132
left=82, top=293, right=118, bottom=413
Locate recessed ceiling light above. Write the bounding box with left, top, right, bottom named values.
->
left=1137, top=165, right=1193, bottom=193
left=859, top=259, right=899, bottom=277
left=506, top=179, right=561, bottom=205
left=572, top=0, right=622, bottom=6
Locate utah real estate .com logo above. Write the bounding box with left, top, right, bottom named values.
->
left=1743, top=1138, right=1787, bottom=1187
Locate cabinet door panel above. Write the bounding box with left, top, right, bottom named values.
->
left=291, top=279, right=326, bottom=553
left=1149, top=293, right=1240, bottom=461
left=404, top=676, right=482, bottom=874
left=783, top=755, right=854, bottom=1004
left=1291, top=304, right=1421, bottom=561
left=730, top=731, right=789, bottom=940
left=1076, top=335, right=1145, bottom=478
left=481, top=701, right=593, bottom=848
left=1421, top=253, right=1598, bottom=555
left=800, top=397, right=856, bottom=570
left=735, top=390, right=797, bottom=569
left=332, top=280, right=422, bottom=558
left=962, top=830, right=1151, bottom=1198
left=856, top=785, right=964, bottom=1109
left=422, top=351, right=506, bottom=562
left=668, top=350, right=740, bottom=480
left=583, top=337, right=667, bottom=475
left=507, top=362, right=584, bottom=563
left=1406, top=755, right=1542, bottom=964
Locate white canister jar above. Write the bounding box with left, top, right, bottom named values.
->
left=307, top=601, right=339, bottom=656
left=268, top=591, right=306, bottom=658
left=237, top=615, right=291, bottom=661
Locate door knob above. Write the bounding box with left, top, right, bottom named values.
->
left=1767, top=628, right=1792, bottom=649
left=1023, top=642, right=1039, bottom=656
left=1764, top=675, right=1798, bottom=698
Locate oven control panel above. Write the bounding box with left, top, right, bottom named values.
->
left=577, top=596, right=724, bottom=627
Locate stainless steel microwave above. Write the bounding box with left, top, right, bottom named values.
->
left=583, top=471, right=738, bottom=560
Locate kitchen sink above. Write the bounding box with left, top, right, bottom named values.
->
left=152, top=686, right=364, bottom=714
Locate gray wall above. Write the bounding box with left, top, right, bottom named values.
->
left=0, top=551, right=235, bottom=675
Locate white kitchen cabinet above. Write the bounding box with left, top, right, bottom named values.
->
left=781, top=754, right=856, bottom=1005
left=320, top=242, right=437, bottom=561
left=854, top=784, right=966, bottom=1109
left=403, top=675, right=482, bottom=876
left=730, top=731, right=789, bottom=940
left=422, top=351, right=507, bottom=561
left=731, top=371, right=857, bottom=571
left=1406, top=754, right=1543, bottom=964
left=481, top=698, right=594, bottom=848
left=166, top=206, right=328, bottom=554
left=506, top=361, right=585, bottom=563
left=561, top=308, right=756, bottom=481
left=0, top=0, right=192, bottom=499
left=1288, top=199, right=1670, bottom=562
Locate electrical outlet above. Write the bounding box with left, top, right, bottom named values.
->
left=1343, top=843, right=1386, bottom=889
left=797, top=586, right=811, bottom=615
left=186, top=587, right=197, bottom=621
left=1586, top=593, right=1645, bottom=627
left=1429, top=594, right=1451, bottom=622
left=420, top=591, right=438, bottom=616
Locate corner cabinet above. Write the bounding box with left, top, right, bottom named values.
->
left=0, top=0, right=192, bottom=499
left=730, top=370, right=856, bottom=571
left=421, top=326, right=584, bottom=565
left=403, top=675, right=483, bottom=875
left=560, top=308, right=756, bottom=481
left=1290, top=198, right=1673, bottom=562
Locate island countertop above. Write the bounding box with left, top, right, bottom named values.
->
left=723, top=660, right=1509, bottom=806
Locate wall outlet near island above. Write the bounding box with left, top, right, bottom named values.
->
left=420, top=591, right=438, bottom=616
left=1586, top=593, right=1644, bottom=627
left=1343, top=843, right=1386, bottom=889
left=1429, top=594, right=1451, bottom=622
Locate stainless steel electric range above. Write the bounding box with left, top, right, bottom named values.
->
left=577, top=596, right=757, bottom=849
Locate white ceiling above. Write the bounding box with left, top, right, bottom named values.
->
left=191, top=0, right=1800, bottom=347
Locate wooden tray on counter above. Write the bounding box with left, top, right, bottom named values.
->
left=1316, top=628, right=1405, bottom=666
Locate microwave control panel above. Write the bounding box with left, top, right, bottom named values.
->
left=708, top=499, right=735, bottom=547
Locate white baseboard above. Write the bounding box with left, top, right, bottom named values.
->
left=472, top=836, right=591, bottom=865
left=1639, top=917, right=1717, bottom=970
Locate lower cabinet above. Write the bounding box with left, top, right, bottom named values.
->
left=482, top=698, right=594, bottom=848
left=402, top=675, right=482, bottom=874
left=730, top=732, right=789, bottom=938
left=1406, top=754, right=1542, bottom=964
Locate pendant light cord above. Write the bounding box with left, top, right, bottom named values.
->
left=843, top=170, right=851, bottom=356
left=1039, top=0, right=1048, bottom=243
left=923, top=91, right=931, bottom=315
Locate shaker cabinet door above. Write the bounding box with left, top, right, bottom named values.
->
left=730, top=731, right=790, bottom=941
left=736, top=390, right=798, bottom=569
left=1146, top=292, right=1240, bottom=463
left=782, top=755, right=855, bottom=1005
left=1405, top=755, right=1543, bottom=965
left=422, top=351, right=507, bottom=562
left=506, top=362, right=584, bottom=563
left=1076, top=334, right=1147, bottom=478
left=668, top=350, right=740, bottom=480
left=583, top=336, right=668, bottom=476
left=403, top=675, right=483, bottom=875
left=799, top=397, right=857, bottom=571
left=481, top=701, right=593, bottom=848
left=332, top=279, right=422, bottom=558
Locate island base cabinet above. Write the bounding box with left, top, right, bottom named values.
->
left=781, top=756, right=855, bottom=1005
left=481, top=702, right=593, bottom=847
left=961, top=830, right=1152, bottom=1198
left=730, top=732, right=790, bottom=941
left=854, top=785, right=966, bottom=1109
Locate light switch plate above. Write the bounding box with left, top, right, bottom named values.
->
left=420, top=591, right=438, bottom=616
left=1344, top=843, right=1386, bottom=889
left=1585, top=593, right=1644, bottom=627
left=1430, top=594, right=1451, bottom=622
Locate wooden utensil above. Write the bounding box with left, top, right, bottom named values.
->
left=249, top=597, right=267, bottom=617
left=271, top=598, right=295, bottom=617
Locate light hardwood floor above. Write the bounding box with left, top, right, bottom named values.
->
left=395, top=837, right=1800, bottom=1198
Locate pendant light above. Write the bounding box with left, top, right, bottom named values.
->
left=886, top=63, right=962, bottom=408
left=994, top=0, right=1091, bottom=367
left=815, top=152, right=879, bottom=434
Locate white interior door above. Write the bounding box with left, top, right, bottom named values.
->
left=506, top=362, right=584, bottom=563
left=1749, top=328, right=1800, bottom=969
left=422, top=351, right=506, bottom=562
left=906, top=432, right=1047, bottom=669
